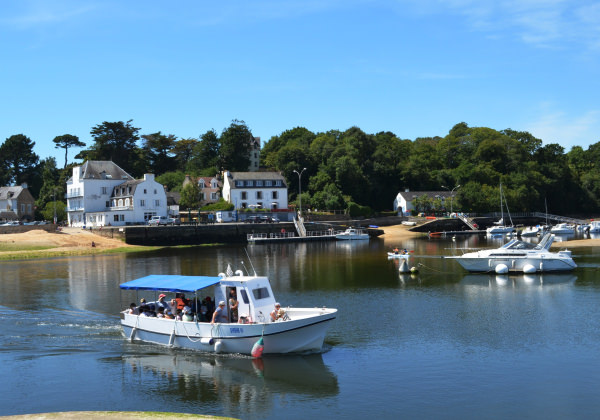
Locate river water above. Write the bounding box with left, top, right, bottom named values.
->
left=1, top=233, right=600, bottom=419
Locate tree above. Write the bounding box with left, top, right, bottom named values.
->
left=220, top=120, right=253, bottom=171
left=156, top=171, right=186, bottom=193
left=188, top=130, right=220, bottom=174
left=141, top=132, right=177, bottom=174
left=0, top=134, right=40, bottom=186
left=53, top=134, right=85, bottom=168
left=78, top=120, right=142, bottom=175
left=179, top=182, right=200, bottom=209
left=40, top=200, right=67, bottom=223
left=172, top=138, right=199, bottom=172
left=36, top=157, right=62, bottom=210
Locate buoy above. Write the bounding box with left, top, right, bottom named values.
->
left=523, top=264, right=536, bottom=274
left=398, top=258, right=410, bottom=273
left=495, top=264, right=509, bottom=274
left=214, top=340, right=223, bottom=353
left=410, top=266, right=419, bottom=273
left=251, top=337, right=264, bottom=358
left=200, top=337, right=214, bottom=345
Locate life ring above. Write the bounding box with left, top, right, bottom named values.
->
left=281, top=228, right=286, bottom=234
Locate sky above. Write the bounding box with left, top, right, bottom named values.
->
left=1, top=0, right=599, bottom=164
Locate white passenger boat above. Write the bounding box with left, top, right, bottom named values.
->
left=587, top=221, right=600, bottom=233
left=119, top=268, right=337, bottom=355
left=550, top=223, right=575, bottom=235
left=447, top=233, right=576, bottom=273
left=335, top=228, right=369, bottom=240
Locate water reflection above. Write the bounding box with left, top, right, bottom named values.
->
left=119, top=351, right=338, bottom=417
left=460, top=273, right=577, bottom=288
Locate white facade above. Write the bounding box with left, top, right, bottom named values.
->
left=394, top=189, right=453, bottom=215
left=66, top=161, right=167, bottom=227
left=222, top=171, right=288, bottom=210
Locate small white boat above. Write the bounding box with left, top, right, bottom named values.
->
left=447, top=233, right=577, bottom=273
left=550, top=223, right=575, bottom=235
left=387, top=250, right=410, bottom=259
left=586, top=221, right=600, bottom=233
left=335, top=228, right=369, bottom=240
left=486, top=218, right=515, bottom=234
left=520, top=226, right=543, bottom=237
left=401, top=221, right=416, bottom=226
left=119, top=268, right=337, bottom=355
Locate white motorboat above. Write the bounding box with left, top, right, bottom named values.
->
left=520, top=225, right=545, bottom=237
left=119, top=268, right=337, bottom=355
left=550, top=223, right=575, bottom=235
left=447, top=233, right=577, bottom=273
left=335, top=228, right=369, bottom=240
left=586, top=221, right=600, bottom=233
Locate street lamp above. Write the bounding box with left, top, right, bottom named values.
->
left=293, top=168, right=307, bottom=217
left=441, top=184, right=461, bottom=214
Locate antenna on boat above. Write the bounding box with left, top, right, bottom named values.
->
left=243, top=247, right=258, bottom=276
left=241, top=261, right=250, bottom=276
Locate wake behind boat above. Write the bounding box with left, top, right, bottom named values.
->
left=119, top=267, right=337, bottom=355
left=447, top=233, right=576, bottom=274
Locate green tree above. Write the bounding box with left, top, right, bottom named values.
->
left=220, top=120, right=253, bottom=171
left=188, top=130, right=220, bottom=174
left=0, top=134, right=40, bottom=187
left=40, top=200, right=67, bottom=223
left=156, top=171, right=186, bottom=193
left=36, top=157, right=62, bottom=210
left=78, top=120, right=142, bottom=175
left=52, top=134, right=85, bottom=168
left=179, top=182, right=200, bottom=209
left=172, top=138, right=199, bottom=172
left=141, top=132, right=177, bottom=175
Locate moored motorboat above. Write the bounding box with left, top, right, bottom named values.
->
left=447, top=233, right=576, bottom=273
left=550, top=223, right=575, bottom=235
left=119, top=268, right=337, bottom=355
left=335, top=228, right=369, bottom=240
left=586, top=221, right=600, bottom=233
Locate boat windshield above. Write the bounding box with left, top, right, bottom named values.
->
left=501, top=239, right=537, bottom=250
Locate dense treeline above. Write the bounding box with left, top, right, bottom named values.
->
left=1, top=120, right=598, bottom=220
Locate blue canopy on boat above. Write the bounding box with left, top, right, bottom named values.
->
left=119, top=275, right=221, bottom=293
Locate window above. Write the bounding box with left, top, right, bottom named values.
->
left=27, top=204, right=32, bottom=213
left=211, top=192, right=218, bottom=200
left=241, top=192, right=247, bottom=200
left=118, top=199, right=123, bottom=207
left=144, top=189, right=147, bottom=194
left=120, top=214, right=125, bottom=221
left=114, top=215, right=119, bottom=222
left=200, top=192, right=205, bottom=201
left=272, top=191, right=278, bottom=199
left=199, top=180, right=205, bottom=188
left=21, top=204, right=25, bottom=212
left=140, top=200, right=145, bottom=207
left=235, top=180, right=243, bottom=187
left=256, top=180, right=263, bottom=186
left=265, top=180, right=272, bottom=186
left=154, top=189, right=157, bottom=194
left=211, top=180, right=218, bottom=188
left=106, top=201, right=110, bottom=208
left=275, top=180, right=282, bottom=186
left=240, top=289, right=249, bottom=304
left=155, top=200, right=160, bottom=206
left=252, top=287, right=271, bottom=300
left=247, top=180, right=254, bottom=187
left=101, top=187, right=107, bottom=194
left=256, top=191, right=263, bottom=199
left=125, top=198, right=130, bottom=207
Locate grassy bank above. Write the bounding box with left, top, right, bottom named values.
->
left=0, top=245, right=163, bottom=261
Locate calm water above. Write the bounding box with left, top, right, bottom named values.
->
left=1, top=233, right=600, bottom=419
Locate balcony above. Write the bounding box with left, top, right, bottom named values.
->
left=66, top=192, right=84, bottom=198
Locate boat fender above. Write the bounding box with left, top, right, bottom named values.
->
left=129, top=327, right=137, bottom=342
left=200, top=337, right=215, bottom=345
left=495, top=264, right=509, bottom=274
left=214, top=340, right=224, bottom=353
left=523, top=264, right=536, bottom=274
left=168, top=330, right=176, bottom=346
left=251, top=337, right=264, bottom=358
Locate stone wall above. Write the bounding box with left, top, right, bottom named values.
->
left=0, top=224, right=57, bottom=235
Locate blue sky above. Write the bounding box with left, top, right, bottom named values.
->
left=1, top=0, right=599, bottom=163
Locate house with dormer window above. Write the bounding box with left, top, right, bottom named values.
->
left=66, top=161, right=167, bottom=227
left=0, top=184, right=35, bottom=222
left=221, top=171, right=288, bottom=210
left=182, top=175, right=221, bottom=206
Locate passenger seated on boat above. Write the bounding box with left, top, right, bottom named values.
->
left=211, top=301, right=228, bottom=324
left=239, top=314, right=252, bottom=324
left=183, top=306, right=194, bottom=322
left=128, top=303, right=138, bottom=315
left=175, top=309, right=183, bottom=321
left=140, top=305, right=155, bottom=317
left=270, top=303, right=286, bottom=322
left=175, top=293, right=190, bottom=311
left=156, top=294, right=170, bottom=311
left=156, top=307, right=165, bottom=318
left=164, top=309, right=174, bottom=320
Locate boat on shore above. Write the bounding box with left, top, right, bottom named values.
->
left=335, top=228, right=369, bottom=240
left=119, top=268, right=337, bottom=355
left=447, top=233, right=576, bottom=273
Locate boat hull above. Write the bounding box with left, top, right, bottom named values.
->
left=335, top=234, right=369, bottom=240
left=449, top=255, right=576, bottom=273
left=121, top=308, right=337, bottom=355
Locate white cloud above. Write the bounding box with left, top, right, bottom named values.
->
left=525, top=105, right=600, bottom=149
left=0, top=1, right=98, bottom=29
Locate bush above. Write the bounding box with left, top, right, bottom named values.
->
left=347, top=202, right=372, bottom=217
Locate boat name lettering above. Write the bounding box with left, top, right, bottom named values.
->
left=230, top=327, right=244, bottom=334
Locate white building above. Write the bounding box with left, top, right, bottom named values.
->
left=66, top=161, right=168, bottom=227
left=394, top=189, right=453, bottom=215
left=221, top=171, right=288, bottom=210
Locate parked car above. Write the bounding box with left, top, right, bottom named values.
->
left=260, top=215, right=271, bottom=223
left=148, top=216, right=170, bottom=226
left=245, top=216, right=260, bottom=223
left=1, top=221, right=21, bottom=226
left=270, top=216, right=280, bottom=223
left=167, top=217, right=180, bottom=225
